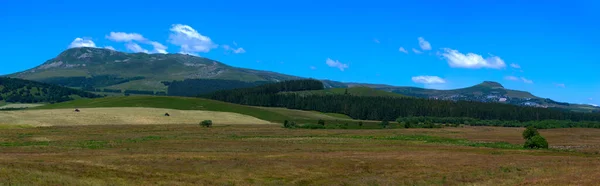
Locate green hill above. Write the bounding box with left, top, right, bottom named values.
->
left=9, top=47, right=300, bottom=92
left=0, top=77, right=100, bottom=104
left=288, top=86, right=408, bottom=98
left=35, top=96, right=352, bottom=122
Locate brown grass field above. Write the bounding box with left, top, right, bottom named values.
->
left=1, top=124, right=600, bottom=185
left=0, top=108, right=271, bottom=126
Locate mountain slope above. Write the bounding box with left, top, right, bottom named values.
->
left=9, top=47, right=300, bottom=91
left=0, top=77, right=100, bottom=104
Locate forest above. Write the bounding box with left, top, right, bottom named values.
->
left=0, top=77, right=100, bottom=103
left=166, top=79, right=270, bottom=97
left=205, top=80, right=600, bottom=124
left=39, top=75, right=145, bottom=89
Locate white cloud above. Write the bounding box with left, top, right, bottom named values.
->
left=106, top=32, right=167, bottom=54
left=412, top=48, right=422, bottom=54
left=521, top=77, right=533, bottom=84
left=374, top=39, right=380, bottom=44
left=441, top=48, right=506, bottom=69
left=412, top=76, right=446, bottom=84
left=325, top=58, right=349, bottom=71
left=510, top=63, right=521, bottom=69
left=222, top=44, right=246, bottom=54
left=68, top=38, right=96, bottom=48
left=554, top=83, right=566, bottom=88
left=504, top=76, right=519, bottom=81
left=589, top=98, right=594, bottom=101
left=399, top=47, right=408, bottom=54
left=125, top=43, right=149, bottom=53
left=104, top=46, right=115, bottom=50
left=309, top=66, right=316, bottom=70
left=169, top=24, right=217, bottom=55
left=418, top=37, right=431, bottom=51
left=106, top=32, right=146, bottom=42
left=150, top=41, right=168, bottom=54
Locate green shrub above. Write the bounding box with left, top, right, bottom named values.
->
left=523, top=135, right=548, bottom=149
left=200, top=120, right=213, bottom=127
left=380, top=120, right=390, bottom=129
left=522, top=126, right=540, bottom=140
left=358, top=121, right=363, bottom=127
left=283, top=120, right=297, bottom=128
left=317, top=119, right=325, bottom=126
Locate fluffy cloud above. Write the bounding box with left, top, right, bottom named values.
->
left=68, top=38, right=96, bottom=48
left=399, top=47, right=408, bottom=54
left=125, top=43, right=149, bottom=53
left=521, top=77, right=533, bottom=84
left=222, top=44, right=246, bottom=54
left=325, top=58, right=349, bottom=71
left=106, top=32, right=146, bottom=42
left=169, top=24, right=217, bottom=55
left=418, top=37, right=431, bottom=51
left=510, top=63, right=521, bottom=69
left=554, top=83, right=566, bottom=88
left=150, top=41, right=168, bottom=54
left=441, top=48, right=506, bottom=69
left=412, top=76, right=446, bottom=84
left=309, top=66, right=317, bottom=70
left=412, top=48, right=422, bottom=54
left=106, top=32, right=167, bottom=54
left=104, top=46, right=115, bottom=50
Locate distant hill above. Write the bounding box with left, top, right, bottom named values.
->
left=345, top=81, right=599, bottom=112
left=0, top=77, right=100, bottom=104
left=7, top=47, right=598, bottom=112
left=9, top=47, right=300, bottom=92
left=286, top=86, right=409, bottom=98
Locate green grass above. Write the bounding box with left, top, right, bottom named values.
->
left=288, top=86, right=409, bottom=98
left=347, top=135, right=523, bottom=149
left=34, top=96, right=355, bottom=123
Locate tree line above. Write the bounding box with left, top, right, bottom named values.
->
left=166, top=79, right=270, bottom=97
left=0, top=77, right=100, bottom=103
left=204, top=80, right=600, bottom=124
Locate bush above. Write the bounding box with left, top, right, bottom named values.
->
left=358, top=121, right=363, bottom=127
left=523, top=135, right=549, bottom=149
left=200, top=120, right=213, bottom=127
left=522, top=126, right=540, bottom=140
left=380, top=120, right=390, bottom=129
left=283, top=120, right=297, bottom=128
left=317, top=119, right=325, bottom=126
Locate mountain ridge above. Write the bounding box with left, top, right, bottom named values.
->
left=7, top=47, right=598, bottom=112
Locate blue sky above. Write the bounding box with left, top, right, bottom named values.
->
left=1, top=0, right=599, bottom=105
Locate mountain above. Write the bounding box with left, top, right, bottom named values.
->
left=7, top=47, right=598, bottom=112
left=0, top=77, right=100, bottom=104
left=9, top=47, right=300, bottom=91
left=344, top=81, right=599, bottom=112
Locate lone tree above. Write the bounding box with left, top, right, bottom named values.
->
left=522, top=126, right=548, bottom=149
left=200, top=120, right=213, bottom=127
left=317, top=119, right=325, bottom=126
left=358, top=121, right=363, bottom=127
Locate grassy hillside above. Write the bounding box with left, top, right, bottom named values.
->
left=10, top=47, right=299, bottom=91
left=36, top=96, right=351, bottom=122
left=0, top=77, right=100, bottom=104
left=288, top=87, right=408, bottom=98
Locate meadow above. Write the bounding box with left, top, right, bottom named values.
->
left=1, top=124, right=600, bottom=185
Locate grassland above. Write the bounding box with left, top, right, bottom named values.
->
left=0, top=125, right=599, bottom=185
left=0, top=108, right=270, bottom=126
left=0, top=103, right=44, bottom=109
left=35, top=96, right=352, bottom=123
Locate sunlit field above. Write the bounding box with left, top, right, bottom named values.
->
left=1, top=124, right=599, bottom=185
